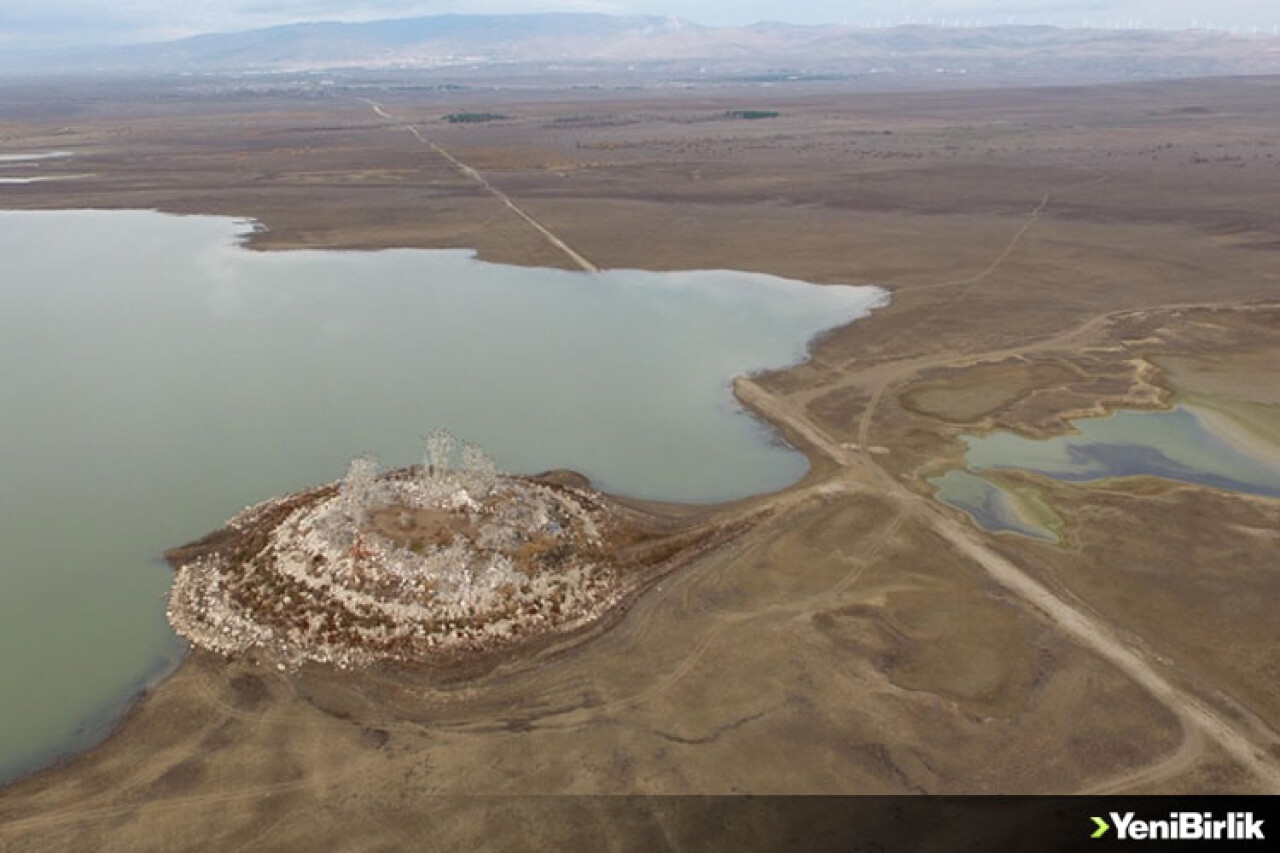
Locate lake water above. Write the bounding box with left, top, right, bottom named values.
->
left=0, top=209, right=887, bottom=784
left=0, top=151, right=76, bottom=183
left=934, top=404, right=1280, bottom=538
left=965, top=406, right=1280, bottom=498
left=930, top=469, right=1057, bottom=541
left=0, top=152, right=73, bottom=162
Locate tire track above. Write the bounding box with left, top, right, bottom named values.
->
left=364, top=100, right=599, bottom=273
left=737, top=371, right=1280, bottom=792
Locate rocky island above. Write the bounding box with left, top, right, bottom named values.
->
left=165, top=430, right=714, bottom=670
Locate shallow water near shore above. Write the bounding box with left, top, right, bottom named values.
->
left=965, top=405, right=1280, bottom=498
left=934, top=403, right=1280, bottom=538
left=930, top=470, right=1057, bottom=541
left=0, top=151, right=73, bottom=162
left=0, top=209, right=886, bottom=785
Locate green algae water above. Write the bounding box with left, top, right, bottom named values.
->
left=933, top=404, right=1280, bottom=539
left=0, top=209, right=887, bottom=784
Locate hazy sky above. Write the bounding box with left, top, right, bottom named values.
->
left=3, top=1, right=1278, bottom=48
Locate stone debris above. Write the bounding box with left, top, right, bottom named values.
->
left=167, top=431, right=622, bottom=670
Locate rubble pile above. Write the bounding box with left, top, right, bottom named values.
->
left=167, top=431, right=621, bottom=668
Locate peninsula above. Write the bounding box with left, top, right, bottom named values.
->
left=165, top=432, right=720, bottom=670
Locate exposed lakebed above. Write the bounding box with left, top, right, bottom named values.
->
left=0, top=209, right=886, bottom=784
left=933, top=402, right=1280, bottom=540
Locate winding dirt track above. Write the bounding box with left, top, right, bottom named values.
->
left=738, top=297, right=1280, bottom=792
left=853, top=298, right=1280, bottom=451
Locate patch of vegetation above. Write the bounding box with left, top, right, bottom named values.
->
left=717, top=72, right=846, bottom=83
left=725, top=110, right=780, bottom=120
left=444, top=112, right=508, bottom=124
left=393, top=84, right=468, bottom=92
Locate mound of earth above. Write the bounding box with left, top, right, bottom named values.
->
left=165, top=432, right=649, bottom=669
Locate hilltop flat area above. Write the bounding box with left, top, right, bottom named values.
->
left=1, top=72, right=1279, bottom=849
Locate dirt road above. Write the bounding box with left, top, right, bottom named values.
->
left=737, top=370, right=1280, bottom=791
left=364, top=100, right=600, bottom=273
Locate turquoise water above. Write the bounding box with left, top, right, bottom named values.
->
left=0, top=209, right=887, bottom=785
left=934, top=405, right=1280, bottom=539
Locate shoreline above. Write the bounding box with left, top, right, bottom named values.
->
left=6, top=78, right=1280, bottom=830
left=0, top=255, right=864, bottom=792
left=0, top=450, right=800, bottom=796
left=4, top=244, right=1278, bottom=803
left=0, top=641, right=189, bottom=790
left=1181, top=396, right=1280, bottom=470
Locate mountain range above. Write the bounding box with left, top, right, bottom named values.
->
left=5, top=13, right=1280, bottom=82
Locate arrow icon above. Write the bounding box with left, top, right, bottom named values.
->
left=1091, top=816, right=1111, bottom=839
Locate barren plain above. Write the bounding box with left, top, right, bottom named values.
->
left=1, top=73, right=1278, bottom=850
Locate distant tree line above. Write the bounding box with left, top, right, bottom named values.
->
left=444, top=112, right=508, bottom=123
